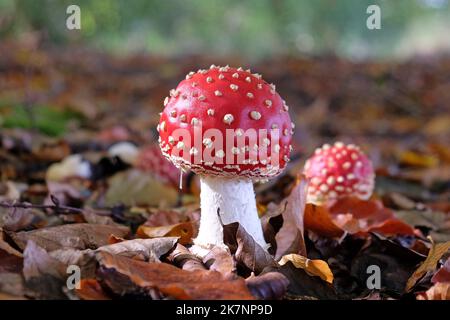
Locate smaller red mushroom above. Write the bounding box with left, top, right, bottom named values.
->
left=135, top=145, right=180, bottom=188
left=303, top=142, right=375, bottom=204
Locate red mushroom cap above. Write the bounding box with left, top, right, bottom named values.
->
left=158, top=65, right=293, bottom=180
left=304, top=142, right=375, bottom=203
left=136, top=145, right=180, bottom=187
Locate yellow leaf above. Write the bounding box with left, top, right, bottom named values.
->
left=399, top=151, right=439, bottom=168
left=406, top=238, right=450, bottom=292
left=279, top=253, right=333, bottom=284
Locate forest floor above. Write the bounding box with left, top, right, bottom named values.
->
left=0, top=40, right=449, bottom=300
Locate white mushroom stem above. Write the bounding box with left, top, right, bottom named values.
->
left=193, top=176, right=268, bottom=254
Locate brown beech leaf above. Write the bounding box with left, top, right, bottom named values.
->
left=49, top=248, right=97, bottom=279
left=246, top=272, right=289, bottom=300
left=48, top=237, right=179, bottom=280
left=76, top=279, right=111, bottom=300
left=96, top=251, right=254, bottom=300
left=279, top=254, right=334, bottom=284
left=304, top=204, right=344, bottom=238
left=417, top=282, right=450, bottom=300
left=223, top=221, right=278, bottom=274
left=406, top=238, right=450, bottom=292
left=97, top=237, right=178, bottom=261
left=9, top=223, right=130, bottom=251
left=137, top=222, right=194, bottom=245
left=81, top=209, right=118, bottom=226
left=142, top=207, right=200, bottom=227
left=168, top=244, right=207, bottom=271
left=274, top=176, right=308, bottom=259
left=203, top=246, right=236, bottom=275
left=23, top=241, right=68, bottom=299
left=1, top=206, right=38, bottom=231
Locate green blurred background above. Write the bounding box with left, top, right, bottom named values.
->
left=1, top=0, right=449, bottom=59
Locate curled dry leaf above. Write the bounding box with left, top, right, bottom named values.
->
left=223, top=221, right=278, bottom=275
left=9, top=223, right=130, bottom=251
left=97, top=251, right=254, bottom=300
left=137, top=222, right=194, bottom=245
left=246, top=272, right=289, bottom=300
left=203, top=246, right=235, bottom=275
left=279, top=254, right=334, bottom=284
left=406, top=238, right=450, bottom=292
left=168, top=244, right=207, bottom=271
left=97, top=237, right=178, bottom=262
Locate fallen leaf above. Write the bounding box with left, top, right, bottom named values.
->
left=76, top=279, right=111, bottom=300
left=406, top=238, right=450, bottom=292
left=1, top=206, right=37, bottom=231
left=137, top=222, right=194, bottom=245
left=23, top=241, right=67, bottom=299
left=279, top=254, right=334, bottom=284
left=274, top=176, right=308, bottom=259
left=9, top=223, right=130, bottom=251
left=203, top=246, right=235, bottom=275
left=416, top=282, right=450, bottom=300
left=309, top=197, right=416, bottom=237
left=168, top=244, right=207, bottom=271
left=48, top=237, right=179, bottom=279
left=223, top=221, right=278, bottom=275
left=399, top=150, right=439, bottom=168
left=97, top=237, right=178, bottom=261
left=246, top=272, right=289, bottom=300
left=97, top=251, right=254, bottom=300
left=329, top=197, right=391, bottom=220
left=82, top=209, right=118, bottom=226
left=304, top=204, right=344, bottom=238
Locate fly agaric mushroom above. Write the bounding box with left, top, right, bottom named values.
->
left=304, top=142, right=375, bottom=204
left=135, top=145, right=180, bottom=188
left=158, top=65, right=293, bottom=254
